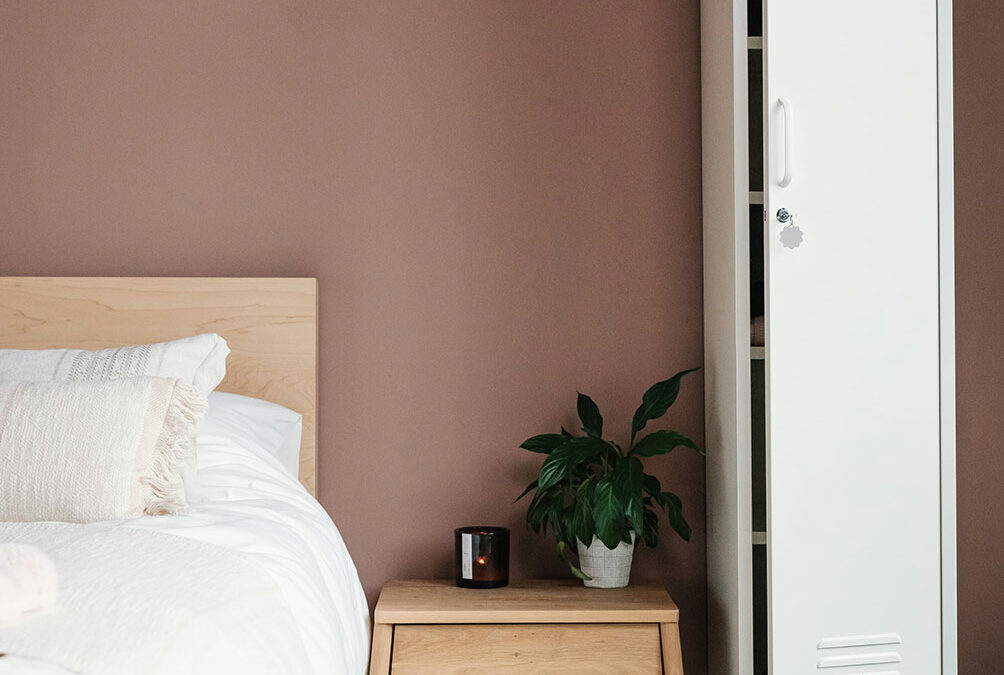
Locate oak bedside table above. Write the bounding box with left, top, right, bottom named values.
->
left=369, top=579, right=684, bottom=674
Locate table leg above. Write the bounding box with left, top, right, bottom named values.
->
left=660, top=622, right=684, bottom=675
left=368, top=623, right=393, bottom=675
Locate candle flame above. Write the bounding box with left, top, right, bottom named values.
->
left=477, top=557, right=487, bottom=565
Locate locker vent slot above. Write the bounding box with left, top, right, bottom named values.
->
left=816, top=652, right=902, bottom=669
left=817, top=633, right=902, bottom=649
left=817, top=634, right=903, bottom=669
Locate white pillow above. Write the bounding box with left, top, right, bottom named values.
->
left=197, top=392, right=303, bottom=479
left=0, top=333, right=230, bottom=399
left=0, top=377, right=206, bottom=523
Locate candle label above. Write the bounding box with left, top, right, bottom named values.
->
left=461, top=533, right=473, bottom=579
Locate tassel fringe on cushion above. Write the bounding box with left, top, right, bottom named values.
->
left=141, top=381, right=208, bottom=516
left=0, top=377, right=207, bottom=523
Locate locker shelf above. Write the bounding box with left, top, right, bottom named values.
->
left=749, top=190, right=764, bottom=204
left=748, top=36, right=763, bottom=50
left=751, top=346, right=765, bottom=360
left=753, top=531, right=767, bottom=546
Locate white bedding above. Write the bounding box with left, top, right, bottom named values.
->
left=0, top=430, right=370, bottom=675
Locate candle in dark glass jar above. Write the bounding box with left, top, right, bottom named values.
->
left=454, top=526, right=509, bottom=588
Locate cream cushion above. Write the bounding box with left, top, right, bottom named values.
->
left=0, top=377, right=205, bottom=523
left=0, top=333, right=229, bottom=399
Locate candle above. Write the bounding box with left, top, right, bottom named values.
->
left=454, top=526, right=509, bottom=589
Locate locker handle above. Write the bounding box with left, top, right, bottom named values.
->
left=778, top=97, right=793, bottom=187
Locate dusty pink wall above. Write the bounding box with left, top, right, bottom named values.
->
left=0, top=1, right=708, bottom=671
left=954, top=2, right=1004, bottom=672
left=3, top=2, right=1003, bottom=673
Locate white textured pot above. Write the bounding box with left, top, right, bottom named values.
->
left=576, top=532, right=636, bottom=588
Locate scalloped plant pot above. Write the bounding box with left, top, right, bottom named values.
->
left=576, top=532, right=637, bottom=588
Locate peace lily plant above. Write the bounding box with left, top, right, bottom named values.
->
left=516, top=368, right=702, bottom=587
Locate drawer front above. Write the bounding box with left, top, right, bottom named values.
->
left=391, top=623, right=662, bottom=674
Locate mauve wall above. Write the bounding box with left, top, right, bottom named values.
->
left=0, top=1, right=709, bottom=672
left=3, top=1, right=1001, bottom=672
left=954, top=1, right=1004, bottom=672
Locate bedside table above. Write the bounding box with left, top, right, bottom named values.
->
left=369, top=579, right=683, bottom=674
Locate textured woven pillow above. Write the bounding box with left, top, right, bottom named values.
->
left=0, top=334, right=228, bottom=505
left=0, top=377, right=206, bottom=523
left=0, top=333, right=229, bottom=399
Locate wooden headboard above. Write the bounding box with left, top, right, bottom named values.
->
left=0, top=277, right=318, bottom=496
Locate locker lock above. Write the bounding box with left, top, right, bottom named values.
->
left=775, top=207, right=803, bottom=249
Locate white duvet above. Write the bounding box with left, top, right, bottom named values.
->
left=0, top=434, right=370, bottom=675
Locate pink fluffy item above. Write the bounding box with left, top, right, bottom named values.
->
left=0, top=544, right=58, bottom=623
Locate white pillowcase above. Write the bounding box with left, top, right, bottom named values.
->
left=0, top=333, right=230, bottom=399
left=198, top=392, right=303, bottom=479
left=0, top=377, right=206, bottom=523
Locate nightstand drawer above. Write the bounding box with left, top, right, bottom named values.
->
left=391, top=623, right=662, bottom=674
left=370, top=581, right=684, bottom=675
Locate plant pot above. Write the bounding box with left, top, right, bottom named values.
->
left=576, top=532, right=636, bottom=588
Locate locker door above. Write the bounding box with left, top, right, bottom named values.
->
left=764, top=2, right=942, bottom=672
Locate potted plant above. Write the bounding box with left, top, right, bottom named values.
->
left=516, top=368, right=702, bottom=588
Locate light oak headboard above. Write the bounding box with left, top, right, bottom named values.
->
left=0, top=277, right=318, bottom=496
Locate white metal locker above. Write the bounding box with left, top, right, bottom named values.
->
left=765, top=1, right=942, bottom=671
left=700, top=0, right=956, bottom=672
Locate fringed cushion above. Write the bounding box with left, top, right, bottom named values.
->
left=0, top=377, right=206, bottom=523
left=0, top=333, right=229, bottom=399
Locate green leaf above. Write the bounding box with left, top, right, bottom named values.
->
left=613, top=456, right=645, bottom=535
left=662, top=491, right=692, bottom=542
left=560, top=426, right=574, bottom=439
left=571, top=477, right=595, bottom=545
left=526, top=488, right=561, bottom=535
left=513, top=479, right=538, bottom=503
left=548, top=498, right=568, bottom=544
left=631, top=430, right=702, bottom=458
left=519, top=434, right=567, bottom=454
left=641, top=507, right=659, bottom=548
left=542, top=492, right=567, bottom=535
left=576, top=392, right=603, bottom=438
left=592, top=476, right=626, bottom=549
left=537, top=437, right=610, bottom=492
left=630, top=368, right=701, bottom=440
left=642, top=473, right=665, bottom=505
left=525, top=490, right=548, bottom=532
left=527, top=505, right=545, bottom=534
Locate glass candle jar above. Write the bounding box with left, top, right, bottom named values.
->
left=454, top=526, right=509, bottom=589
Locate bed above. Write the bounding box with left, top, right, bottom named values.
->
left=0, top=277, right=370, bottom=675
